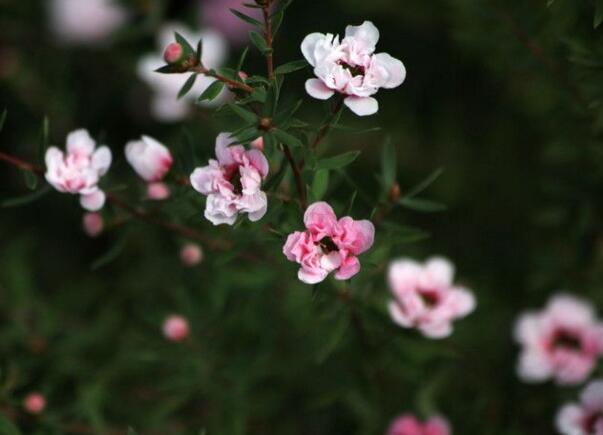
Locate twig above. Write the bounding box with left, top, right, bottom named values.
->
left=281, top=144, right=307, bottom=209
left=262, top=0, right=275, bottom=80
left=191, top=66, right=254, bottom=93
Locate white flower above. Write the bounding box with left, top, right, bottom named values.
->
left=301, top=21, right=406, bottom=116
left=125, top=135, right=172, bottom=182
left=137, top=23, right=229, bottom=122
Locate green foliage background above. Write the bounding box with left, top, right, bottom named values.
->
left=1, top=0, right=603, bottom=433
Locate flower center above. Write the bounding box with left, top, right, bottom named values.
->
left=552, top=329, right=582, bottom=351
left=583, top=412, right=603, bottom=434
left=338, top=61, right=365, bottom=77
left=229, top=169, right=243, bottom=195
left=418, top=288, right=440, bottom=308
left=317, top=237, right=339, bottom=254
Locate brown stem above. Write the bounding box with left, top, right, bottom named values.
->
left=0, top=151, right=43, bottom=175
left=262, top=0, right=274, bottom=80
left=191, top=66, right=254, bottom=93
left=282, top=144, right=307, bottom=209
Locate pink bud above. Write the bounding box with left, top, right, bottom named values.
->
left=163, top=42, right=184, bottom=64
left=147, top=182, right=171, bottom=200
left=238, top=71, right=248, bottom=81
left=250, top=137, right=264, bottom=151
left=82, top=212, right=103, bottom=237
left=163, top=315, right=190, bottom=342
left=23, top=393, right=46, bottom=415
left=180, top=243, right=203, bottom=266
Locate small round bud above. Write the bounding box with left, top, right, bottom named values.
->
left=251, top=137, right=264, bottom=151
left=180, top=243, right=203, bottom=266
left=259, top=117, right=272, bottom=131
left=23, top=393, right=46, bottom=415
left=147, top=182, right=171, bottom=200
left=238, top=71, right=248, bottom=81
left=388, top=182, right=401, bottom=202
left=83, top=212, right=104, bottom=237
left=163, top=42, right=184, bottom=64
left=163, top=315, right=190, bottom=342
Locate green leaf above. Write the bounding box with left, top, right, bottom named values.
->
left=227, top=103, right=258, bottom=123
left=197, top=80, right=225, bottom=103
left=263, top=133, right=276, bottom=155
left=249, top=31, right=269, bottom=54
left=174, top=32, right=195, bottom=55
left=0, top=108, right=7, bottom=133
left=274, top=59, right=308, bottom=75
left=236, top=46, right=249, bottom=72
left=1, top=185, right=51, bottom=208
left=273, top=128, right=303, bottom=148
left=178, top=74, right=197, bottom=99
left=595, top=0, right=603, bottom=28
left=22, top=170, right=38, bottom=190
left=345, top=190, right=358, bottom=215
left=232, top=126, right=261, bottom=144
left=398, top=198, right=446, bottom=213
left=405, top=167, right=444, bottom=199
left=230, top=9, right=261, bottom=26
left=315, top=151, right=361, bottom=170
left=154, top=64, right=186, bottom=74
left=91, top=238, right=126, bottom=271
left=381, top=137, right=396, bottom=190
left=0, top=415, right=21, bottom=435
left=272, top=10, right=285, bottom=36
left=311, top=169, right=329, bottom=200
left=196, top=38, right=203, bottom=64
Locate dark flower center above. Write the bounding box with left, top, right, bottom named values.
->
left=583, top=412, right=603, bottom=434
left=338, top=61, right=365, bottom=77
left=552, top=329, right=582, bottom=351
left=229, top=169, right=243, bottom=195
left=317, top=237, right=339, bottom=254
left=418, top=288, right=440, bottom=308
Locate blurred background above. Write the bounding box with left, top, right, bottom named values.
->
left=1, top=0, right=603, bottom=433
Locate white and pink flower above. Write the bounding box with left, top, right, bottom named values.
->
left=125, top=135, right=173, bottom=182
left=387, top=414, right=451, bottom=435
left=301, top=21, right=406, bottom=116
left=557, top=380, right=603, bottom=435
left=515, top=294, right=603, bottom=386
left=283, top=202, right=375, bottom=284
left=387, top=257, right=475, bottom=339
left=190, top=133, right=269, bottom=226
left=45, top=129, right=112, bottom=211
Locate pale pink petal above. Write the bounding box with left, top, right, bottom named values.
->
left=147, top=182, right=171, bottom=200
left=305, top=78, right=335, bottom=100
left=80, top=190, right=106, bottom=211
left=386, top=414, right=422, bottom=435
left=344, top=21, right=380, bottom=52
left=204, top=193, right=238, bottom=226
left=374, top=53, right=406, bottom=89
left=548, top=294, right=595, bottom=326
left=581, top=380, right=603, bottom=410
left=424, top=257, right=455, bottom=287
left=301, top=32, right=326, bottom=66
left=190, top=163, right=221, bottom=195
left=420, top=321, right=452, bottom=339
left=245, top=149, right=269, bottom=178
left=66, top=129, right=95, bottom=156
left=449, top=287, right=476, bottom=317
left=337, top=217, right=375, bottom=255
left=91, top=146, right=112, bottom=176
left=517, top=350, right=553, bottom=382
left=556, top=404, right=584, bottom=435
left=388, top=301, right=413, bottom=328
left=514, top=313, right=541, bottom=345
left=344, top=96, right=378, bottom=116
left=304, top=201, right=338, bottom=234
left=239, top=191, right=267, bottom=222
left=215, top=132, right=236, bottom=166
left=334, top=256, right=360, bottom=280
left=320, top=251, right=342, bottom=272
left=283, top=231, right=305, bottom=262
left=298, top=266, right=329, bottom=285
left=387, top=259, right=422, bottom=294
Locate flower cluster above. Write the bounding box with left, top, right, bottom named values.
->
left=301, top=21, right=406, bottom=116
left=387, top=257, right=475, bottom=338
left=557, top=380, right=603, bottom=435
left=190, top=133, right=269, bottom=226
left=515, top=294, right=603, bottom=385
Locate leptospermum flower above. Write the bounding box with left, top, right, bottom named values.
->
left=301, top=21, right=406, bottom=116
left=514, top=294, right=603, bottom=385
left=23, top=393, right=46, bottom=415
left=387, top=257, right=475, bottom=339
left=557, top=380, right=603, bottom=435
left=387, top=414, right=451, bottom=435
left=45, top=129, right=112, bottom=211
left=125, top=135, right=173, bottom=200
left=138, top=23, right=228, bottom=122
left=190, top=133, right=269, bottom=226
left=283, top=202, right=375, bottom=284
left=49, top=0, right=127, bottom=46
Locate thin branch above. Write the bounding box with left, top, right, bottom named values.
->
left=281, top=144, right=307, bottom=209
left=310, top=96, right=344, bottom=151
left=191, top=66, right=254, bottom=93
left=262, top=0, right=275, bottom=80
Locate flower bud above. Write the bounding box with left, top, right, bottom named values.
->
left=250, top=137, right=264, bottom=151
left=180, top=243, right=203, bottom=266
left=388, top=182, right=401, bottom=202
left=163, top=42, right=184, bottom=64
left=162, top=315, right=190, bottom=342
left=147, top=182, right=171, bottom=200
left=23, top=393, right=46, bottom=415
left=83, top=212, right=104, bottom=237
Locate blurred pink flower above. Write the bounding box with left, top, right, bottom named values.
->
left=387, top=257, right=475, bottom=339
left=283, top=202, right=375, bottom=284
left=138, top=23, right=229, bottom=122
left=301, top=21, right=406, bottom=116
left=125, top=135, right=173, bottom=182
left=387, top=414, right=451, bottom=435
left=23, top=393, right=46, bottom=415
left=190, top=133, right=269, bottom=226
left=49, top=0, right=127, bottom=46
left=515, top=294, right=603, bottom=385
left=200, top=0, right=263, bottom=45
left=82, top=212, right=103, bottom=237
left=180, top=243, right=203, bottom=266
left=45, top=129, right=112, bottom=211
left=147, top=182, right=171, bottom=201
left=557, top=379, right=603, bottom=435
left=163, top=315, right=190, bottom=342
left=163, top=42, right=184, bottom=64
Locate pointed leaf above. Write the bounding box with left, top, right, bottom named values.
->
left=230, top=9, right=261, bottom=26
left=227, top=103, right=258, bottom=123
left=398, top=198, right=446, bottom=213
left=249, top=31, right=269, bottom=54
left=273, top=128, right=303, bottom=148
left=178, top=74, right=198, bottom=99
left=274, top=59, right=308, bottom=75
left=315, top=151, right=360, bottom=170
left=197, top=80, right=225, bottom=103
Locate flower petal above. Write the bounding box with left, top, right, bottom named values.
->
left=344, top=96, right=378, bottom=116
left=66, top=129, right=95, bottom=156
left=301, top=32, right=325, bottom=66
left=304, top=201, right=338, bottom=234
left=91, top=146, right=112, bottom=176
left=80, top=190, right=106, bottom=211
left=305, top=78, right=335, bottom=100
left=374, top=52, right=406, bottom=89
left=344, top=21, right=380, bottom=52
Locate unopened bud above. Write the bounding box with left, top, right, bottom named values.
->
left=163, top=42, right=184, bottom=64
left=23, top=393, right=46, bottom=415
left=180, top=243, right=203, bottom=266
left=259, top=117, right=272, bottom=131
left=163, top=315, right=190, bottom=342
left=388, top=182, right=401, bottom=202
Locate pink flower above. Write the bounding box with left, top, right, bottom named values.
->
left=301, top=21, right=406, bottom=116
left=49, top=0, right=127, bottom=46
left=180, top=243, right=203, bottom=266
left=282, top=202, right=375, bottom=284
left=557, top=380, right=603, bottom=435
left=82, top=212, right=103, bottom=237
left=190, top=133, right=269, bottom=226
left=387, top=257, right=475, bottom=339
left=515, top=294, right=603, bottom=386
left=200, top=0, right=263, bottom=45
left=125, top=135, right=173, bottom=182
left=250, top=136, right=264, bottom=151
left=23, top=393, right=46, bottom=415
left=387, top=414, right=451, bottom=435
left=45, top=129, right=112, bottom=211
left=163, top=315, right=190, bottom=342
left=147, top=182, right=171, bottom=200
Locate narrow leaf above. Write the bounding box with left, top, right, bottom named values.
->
left=22, top=170, right=38, bottom=190
left=249, top=31, right=269, bottom=53
left=197, top=80, right=224, bottom=103
left=178, top=74, right=197, bottom=99
left=236, top=46, right=249, bottom=72
left=405, top=167, right=444, bottom=199
left=174, top=32, right=195, bottom=55
left=230, top=9, right=261, bottom=26
left=273, top=128, right=303, bottom=148
left=398, top=198, right=446, bottom=213
left=274, top=59, right=308, bottom=75
left=227, top=103, right=258, bottom=123
left=315, top=151, right=361, bottom=170
left=381, top=137, right=396, bottom=190
left=596, top=0, right=603, bottom=28
left=311, top=169, right=329, bottom=200
left=1, top=185, right=51, bottom=208
left=91, top=238, right=126, bottom=271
